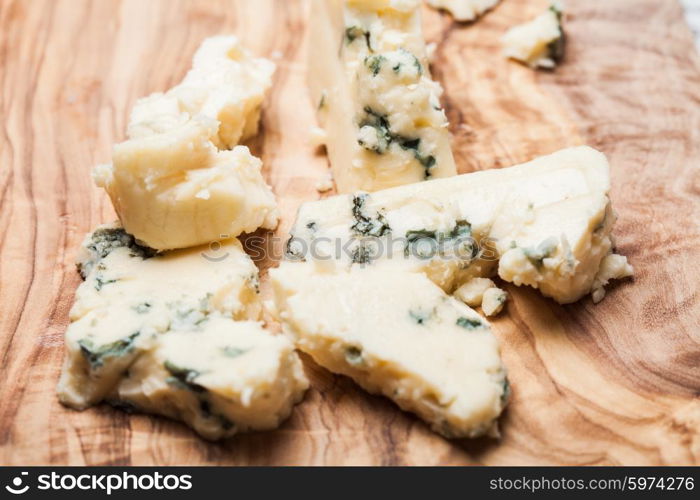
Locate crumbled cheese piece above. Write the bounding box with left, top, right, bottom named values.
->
left=307, top=0, right=456, bottom=192
left=482, top=287, right=508, bottom=316
left=502, top=4, right=565, bottom=69
left=454, top=278, right=496, bottom=306
left=426, top=0, right=501, bottom=22
left=591, top=253, right=634, bottom=303
left=58, top=225, right=308, bottom=440
left=96, top=36, right=279, bottom=250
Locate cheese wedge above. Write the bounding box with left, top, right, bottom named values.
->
left=426, top=0, right=500, bottom=22
left=308, top=0, right=457, bottom=193
left=285, top=146, right=632, bottom=304
left=271, top=263, right=508, bottom=438
left=58, top=225, right=308, bottom=439
left=95, top=36, right=279, bottom=250
left=502, top=4, right=565, bottom=69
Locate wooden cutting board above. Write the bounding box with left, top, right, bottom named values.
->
left=1, top=0, right=699, bottom=466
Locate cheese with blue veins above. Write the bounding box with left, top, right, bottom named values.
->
left=271, top=263, right=508, bottom=438
left=58, top=224, right=308, bottom=440
left=285, top=146, right=633, bottom=304
left=308, top=0, right=457, bottom=193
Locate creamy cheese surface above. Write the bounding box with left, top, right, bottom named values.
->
left=128, top=35, right=275, bottom=148
left=308, top=0, right=456, bottom=193
left=95, top=36, right=279, bottom=250
left=271, top=263, right=508, bottom=438
left=426, top=0, right=500, bottom=22
left=286, top=146, right=632, bottom=304
left=58, top=225, right=308, bottom=439
left=502, top=4, right=565, bottom=69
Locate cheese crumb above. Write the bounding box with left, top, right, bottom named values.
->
left=591, top=253, right=634, bottom=303
left=454, top=278, right=495, bottom=307
left=482, top=287, right=508, bottom=316
left=502, top=3, right=565, bottom=69
left=315, top=172, right=335, bottom=193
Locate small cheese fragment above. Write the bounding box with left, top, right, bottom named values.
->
left=308, top=0, right=457, bottom=193
left=454, top=277, right=496, bottom=306
left=96, top=126, right=279, bottom=250
left=128, top=35, right=275, bottom=148
left=426, top=0, right=500, bottom=22
left=271, top=263, right=508, bottom=438
left=116, top=318, right=308, bottom=441
left=482, top=287, right=507, bottom=316
left=58, top=225, right=308, bottom=439
left=591, top=253, right=634, bottom=303
left=502, top=4, right=565, bottom=69
left=315, top=171, right=335, bottom=193
left=96, top=36, right=279, bottom=250
left=286, top=146, right=632, bottom=304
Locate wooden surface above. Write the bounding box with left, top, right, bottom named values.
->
left=1, top=0, right=699, bottom=466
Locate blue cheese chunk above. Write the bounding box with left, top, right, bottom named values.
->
left=271, top=263, right=508, bottom=438
left=58, top=225, right=308, bottom=439
left=286, top=146, right=632, bottom=304
left=308, top=0, right=456, bottom=193
left=95, top=128, right=279, bottom=250
left=502, top=4, right=565, bottom=69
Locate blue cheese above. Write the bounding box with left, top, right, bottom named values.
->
left=502, top=4, right=565, bottom=69
left=127, top=35, right=275, bottom=149
left=271, top=263, right=508, bottom=438
left=95, top=36, right=279, bottom=250
left=286, top=146, right=632, bottom=304
left=308, top=0, right=457, bottom=193
left=58, top=225, right=308, bottom=439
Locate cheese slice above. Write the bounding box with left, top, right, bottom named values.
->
left=95, top=36, right=279, bottom=250
left=502, top=4, right=565, bottom=69
left=286, top=146, right=632, bottom=304
left=271, top=263, right=508, bottom=438
left=426, top=0, right=500, bottom=22
left=58, top=225, right=308, bottom=439
left=308, top=0, right=457, bottom=193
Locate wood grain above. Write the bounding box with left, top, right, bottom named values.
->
left=0, top=0, right=699, bottom=465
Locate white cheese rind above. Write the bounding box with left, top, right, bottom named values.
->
left=426, top=0, right=500, bottom=22
left=58, top=225, right=308, bottom=439
left=308, top=0, right=457, bottom=193
left=286, top=146, right=631, bottom=304
left=271, top=263, right=508, bottom=438
left=96, top=36, right=279, bottom=250
left=502, top=5, right=564, bottom=69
